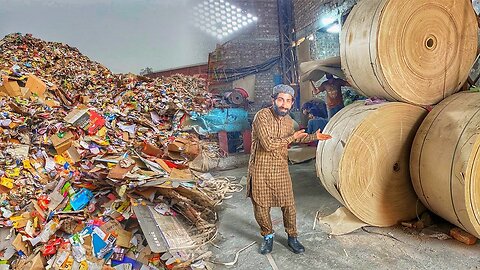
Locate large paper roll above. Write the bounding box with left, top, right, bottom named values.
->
left=340, top=0, right=478, bottom=106
left=411, top=92, right=480, bottom=238
left=317, top=101, right=427, bottom=226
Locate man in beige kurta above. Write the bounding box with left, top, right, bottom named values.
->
left=247, top=84, right=331, bottom=254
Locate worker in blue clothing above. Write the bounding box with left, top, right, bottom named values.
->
left=301, top=99, right=328, bottom=134
left=306, top=107, right=328, bottom=135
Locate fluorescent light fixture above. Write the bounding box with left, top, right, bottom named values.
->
left=321, top=16, right=336, bottom=26
left=326, top=23, right=341, bottom=33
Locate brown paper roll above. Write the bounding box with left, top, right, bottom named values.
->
left=317, top=101, right=427, bottom=226
left=340, top=0, right=478, bottom=106
left=411, top=92, right=480, bottom=238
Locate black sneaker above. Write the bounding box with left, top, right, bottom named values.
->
left=260, top=234, right=274, bottom=254
left=287, top=236, right=305, bottom=254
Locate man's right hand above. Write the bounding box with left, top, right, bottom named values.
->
left=293, top=129, right=308, bottom=140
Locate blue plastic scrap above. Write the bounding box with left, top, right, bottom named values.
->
left=69, top=188, right=94, bottom=211
left=188, top=108, right=249, bottom=134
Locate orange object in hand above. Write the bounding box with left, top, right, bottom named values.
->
left=316, top=130, right=332, bottom=141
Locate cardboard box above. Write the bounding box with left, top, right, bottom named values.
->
left=21, top=253, right=46, bottom=270
left=65, top=146, right=81, bottom=163
left=43, top=99, right=60, bottom=108
left=50, top=131, right=75, bottom=154
left=107, top=163, right=134, bottom=180
left=168, top=138, right=200, bottom=160
left=12, top=233, right=31, bottom=255
left=25, top=74, right=46, bottom=98
left=64, top=108, right=90, bottom=127
left=115, top=229, right=133, bottom=248
left=0, top=80, right=22, bottom=97
left=20, top=87, right=31, bottom=98
left=142, top=142, right=163, bottom=157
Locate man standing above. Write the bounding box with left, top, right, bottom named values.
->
left=247, top=84, right=331, bottom=255
left=314, top=73, right=349, bottom=119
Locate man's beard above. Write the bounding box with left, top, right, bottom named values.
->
left=273, top=103, right=290, bottom=117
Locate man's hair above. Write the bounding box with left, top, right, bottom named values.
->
left=325, top=73, right=333, bottom=80
left=309, top=107, right=324, bottom=118
left=302, top=100, right=316, bottom=111
left=302, top=99, right=327, bottom=118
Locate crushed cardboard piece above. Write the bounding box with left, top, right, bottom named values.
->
left=115, top=229, right=133, bottom=248
left=316, top=207, right=368, bottom=235
left=64, top=108, right=90, bottom=126
left=0, top=80, right=21, bottom=97
left=12, top=233, right=31, bottom=255
left=25, top=74, right=47, bottom=97
left=170, top=168, right=193, bottom=180
left=155, top=159, right=173, bottom=174
left=107, top=164, right=135, bottom=180
left=50, top=131, right=75, bottom=154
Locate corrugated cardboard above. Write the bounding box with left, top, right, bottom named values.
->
left=26, top=253, right=46, bottom=270
left=107, top=164, right=134, bottom=180
left=170, top=168, right=192, bottom=180
left=44, top=99, right=60, bottom=108
left=20, top=87, right=31, bottom=98
left=154, top=159, right=172, bottom=173
left=0, top=80, right=22, bottom=97
left=25, top=74, right=46, bottom=98
left=50, top=132, right=74, bottom=154
left=12, top=233, right=31, bottom=255
left=167, top=138, right=199, bottom=160
left=100, top=219, right=122, bottom=234
left=64, top=108, right=90, bottom=127
left=142, top=142, right=163, bottom=157
left=65, top=146, right=81, bottom=163
left=115, top=229, right=133, bottom=248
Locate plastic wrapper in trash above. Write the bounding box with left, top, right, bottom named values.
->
left=70, top=188, right=94, bottom=211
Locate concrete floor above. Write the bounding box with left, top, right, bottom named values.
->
left=209, top=160, right=480, bottom=270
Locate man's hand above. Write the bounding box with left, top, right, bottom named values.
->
left=293, top=129, right=308, bottom=140
left=315, top=129, right=332, bottom=141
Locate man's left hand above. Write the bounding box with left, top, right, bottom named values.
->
left=315, top=129, right=332, bottom=141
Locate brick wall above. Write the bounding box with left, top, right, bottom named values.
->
left=221, top=0, right=280, bottom=112
left=294, top=0, right=357, bottom=39
left=293, top=0, right=357, bottom=61
left=311, top=32, right=339, bottom=60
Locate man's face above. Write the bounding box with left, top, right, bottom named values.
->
left=272, top=92, right=293, bottom=117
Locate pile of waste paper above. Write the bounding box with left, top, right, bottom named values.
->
left=0, top=33, right=241, bottom=269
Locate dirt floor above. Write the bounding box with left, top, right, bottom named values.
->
left=208, top=160, right=480, bottom=270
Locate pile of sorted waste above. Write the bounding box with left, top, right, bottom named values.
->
left=0, top=33, right=241, bottom=269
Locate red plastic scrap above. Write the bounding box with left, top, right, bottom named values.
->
left=42, top=238, right=63, bottom=256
